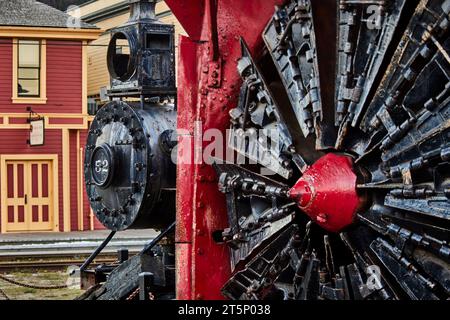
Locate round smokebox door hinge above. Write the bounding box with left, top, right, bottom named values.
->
left=90, top=144, right=116, bottom=189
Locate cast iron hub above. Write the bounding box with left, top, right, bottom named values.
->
left=289, top=153, right=361, bottom=233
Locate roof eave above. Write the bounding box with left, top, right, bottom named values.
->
left=0, top=25, right=102, bottom=40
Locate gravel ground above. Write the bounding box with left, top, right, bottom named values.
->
left=0, top=270, right=84, bottom=300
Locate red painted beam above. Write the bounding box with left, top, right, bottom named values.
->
left=166, top=0, right=206, bottom=41
left=166, top=0, right=287, bottom=300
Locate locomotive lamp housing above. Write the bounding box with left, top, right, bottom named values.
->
left=107, top=0, right=176, bottom=98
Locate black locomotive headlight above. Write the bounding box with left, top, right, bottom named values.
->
left=107, top=31, right=137, bottom=82
left=90, top=144, right=115, bottom=189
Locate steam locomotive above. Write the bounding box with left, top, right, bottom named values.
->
left=81, top=0, right=450, bottom=300
left=84, top=0, right=176, bottom=232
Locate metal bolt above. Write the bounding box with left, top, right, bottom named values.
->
left=135, top=163, right=145, bottom=172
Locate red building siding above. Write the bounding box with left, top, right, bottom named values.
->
left=46, top=41, right=83, bottom=114
left=0, top=37, right=101, bottom=233
left=0, top=39, right=13, bottom=109
left=0, top=40, right=83, bottom=114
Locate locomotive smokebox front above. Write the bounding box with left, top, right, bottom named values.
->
left=85, top=102, right=176, bottom=231
left=84, top=0, right=177, bottom=231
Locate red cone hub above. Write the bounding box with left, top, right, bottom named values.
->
left=289, top=153, right=361, bottom=233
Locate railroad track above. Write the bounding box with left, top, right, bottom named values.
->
left=0, top=238, right=151, bottom=271
left=0, top=257, right=117, bottom=272
left=0, top=251, right=122, bottom=271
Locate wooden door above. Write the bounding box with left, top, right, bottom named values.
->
left=2, top=160, right=54, bottom=232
